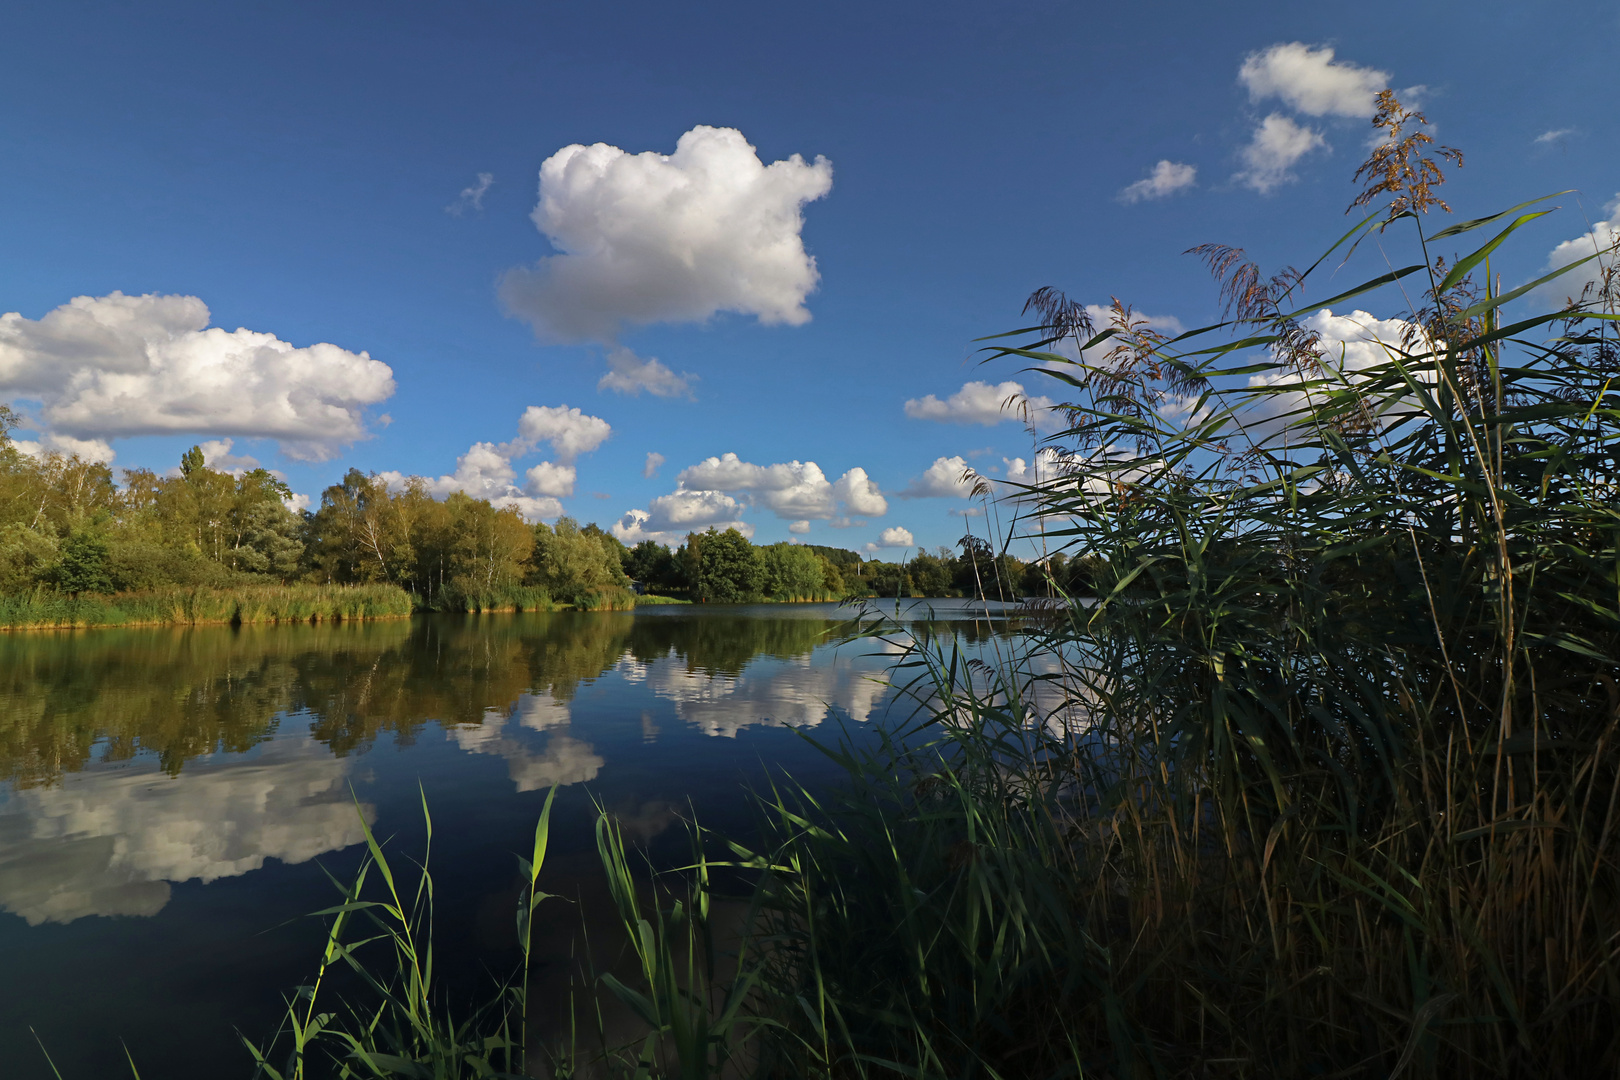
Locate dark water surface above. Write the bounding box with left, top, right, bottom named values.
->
left=0, top=601, right=1024, bottom=1078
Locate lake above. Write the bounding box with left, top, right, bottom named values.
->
left=0, top=600, right=1030, bottom=1078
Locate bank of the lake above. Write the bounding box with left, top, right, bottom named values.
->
left=0, top=582, right=716, bottom=631
left=0, top=582, right=415, bottom=630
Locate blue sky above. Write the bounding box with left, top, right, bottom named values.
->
left=1, top=0, right=1615, bottom=556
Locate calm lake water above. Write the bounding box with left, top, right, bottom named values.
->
left=0, top=601, right=1029, bottom=1079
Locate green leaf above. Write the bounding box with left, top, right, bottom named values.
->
left=1429, top=192, right=1568, bottom=240
left=1437, top=211, right=1555, bottom=295
left=1459, top=249, right=1604, bottom=319
left=531, top=785, right=557, bottom=887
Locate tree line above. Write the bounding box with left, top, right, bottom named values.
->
left=1, top=417, right=1085, bottom=606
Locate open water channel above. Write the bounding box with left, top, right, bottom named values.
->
left=0, top=600, right=1031, bottom=1078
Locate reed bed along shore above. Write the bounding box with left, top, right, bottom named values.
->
left=0, top=582, right=414, bottom=630
left=0, top=581, right=698, bottom=630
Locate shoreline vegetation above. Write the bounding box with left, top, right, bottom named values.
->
left=1, top=418, right=1070, bottom=631
left=237, top=96, right=1620, bottom=1080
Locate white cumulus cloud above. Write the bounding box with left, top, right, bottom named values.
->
left=599, top=346, right=695, bottom=398
left=524, top=461, right=577, bottom=498
left=1119, top=160, right=1197, bottom=204
left=377, top=405, right=610, bottom=522
left=13, top=432, right=117, bottom=463
left=674, top=452, right=887, bottom=521
left=612, top=491, right=754, bottom=546
left=834, top=467, right=888, bottom=516
left=499, top=125, right=833, bottom=343
left=510, top=404, right=612, bottom=462
left=789, top=520, right=810, bottom=534
left=875, top=526, right=914, bottom=548
left=1537, top=195, right=1620, bottom=306
left=0, top=292, right=394, bottom=461
left=1230, top=308, right=1432, bottom=446
left=1235, top=113, right=1327, bottom=194
left=1239, top=43, right=1388, bottom=118
left=644, top=451, right=666, bottom=478
left=904, top=380, right=1061, bottom=431
left=900, top=455, right=978, bottom=498
left=198, top=438, right=261, bottom=474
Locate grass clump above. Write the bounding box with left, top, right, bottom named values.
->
left=248, top=790, right=559, bottom=1080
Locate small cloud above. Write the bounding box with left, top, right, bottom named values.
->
left=198, top=438, right=260, bottom=475
left=644, top=451, right=666, bottom=478
left=899, top=455, right=977, bottom=499
left=524, top=461, right=577, bottom=498
left=1239, top=43, right=1388, bottom=119
left=789, top=520, right=810, bottom=534
left=1535, top=193, right=1620, bottom=306
left=283, top=492, right=313, bottom=514
left=599, top=347, right=695, bottom=399
left=446, top=172, right=494, bottom=216
left=1119, top=160, right=1197, bottom=204
left=875, top=526, right=914, bottom=548
left=374, top=404, right=611, bottom=522
left=904, top=380, right=1061, bottom=431
left=610, top=490, right=753, bottom=546
left=1533, top=128, right=1575, bottom=146
left=508, top=404, right=612, bottom=462
left=948, top=506, right=984, bottom=518
left=1235, top=113, right=1327, bottom=194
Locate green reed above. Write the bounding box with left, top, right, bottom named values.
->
left=710, top=103, right=1620, bottom=1077
left=248, top=788, right=558, bottom=1080
left=0, top=582, right=412, bottom=629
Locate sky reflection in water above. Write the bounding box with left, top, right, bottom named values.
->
left=0, top=602, right=1029, bottom=1076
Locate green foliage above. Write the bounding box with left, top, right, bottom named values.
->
left=758, top=542, right=828, bottom=600
left=798, top=544, right=862, bottom=567
left=864, top=560, right=909, bottom=597
left=529, top=517, right=627, bottom=607
left=53, top=528, right=112, bottom=595
left=623, top=538, right=683, bottom=590
left=0, top=523, right=58, bottom=593
left=693, top=527, right=761, bottom=603
left=906, top=551, right=952, bottom=597
left=949, top=535, right=1024, bottom=599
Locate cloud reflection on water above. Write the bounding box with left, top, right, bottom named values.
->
left=0, top=734, right=370, bottom=925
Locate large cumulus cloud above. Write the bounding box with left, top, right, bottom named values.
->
left=0, top=292, right=395, bottom=461
left=500, top=126, right=833, bottom=343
